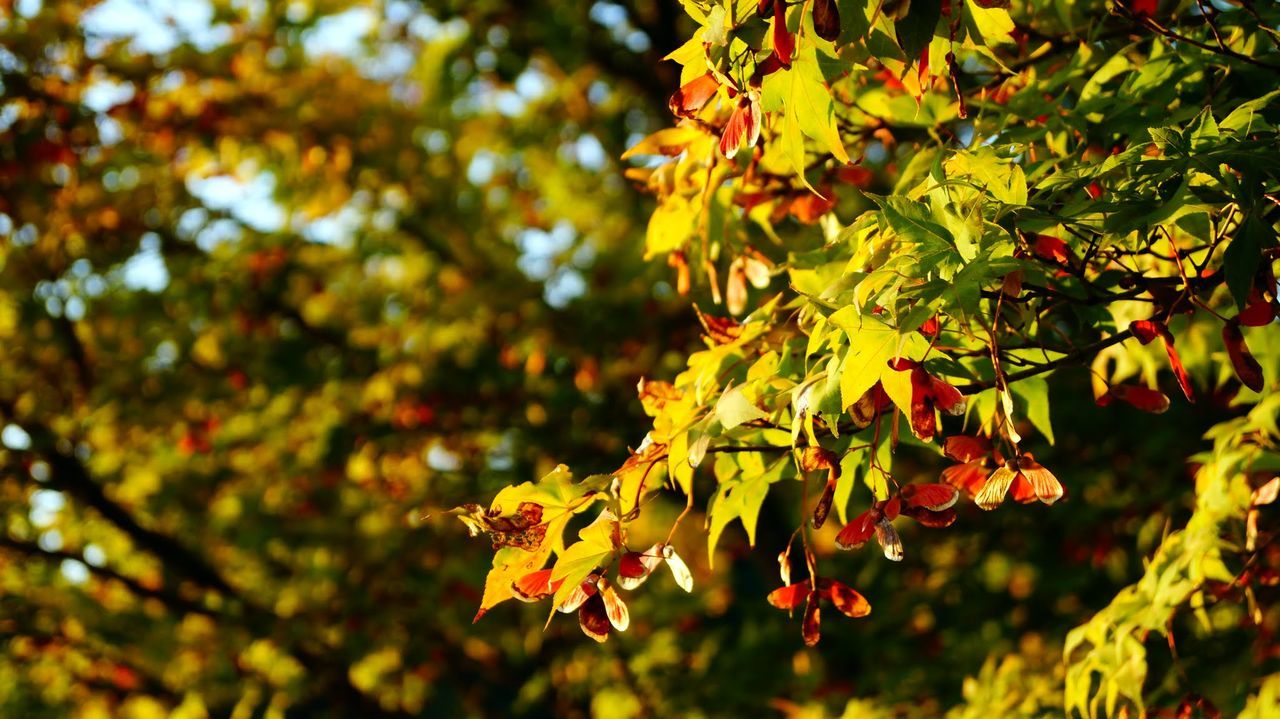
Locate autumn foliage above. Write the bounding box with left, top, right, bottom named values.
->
left=2, top=0, right=1280, bottom=717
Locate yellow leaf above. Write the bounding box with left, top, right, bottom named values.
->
left=622, top=126, right=708, bottom=160
left=645, top=196, right=697, bottom=258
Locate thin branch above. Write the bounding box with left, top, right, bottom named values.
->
left=954, top=329, right=1136, bottom=393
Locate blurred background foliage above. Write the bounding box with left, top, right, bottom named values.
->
left=0, top=0, right=1274, bottom=717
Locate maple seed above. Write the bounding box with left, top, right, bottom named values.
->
left=771, top=0, right=795, bottom=68
left=1223, top=322, right=1265, bottom=392
left=718, top=95, right=761, bottom=159
left=598, top=578, right=630, bottom=632
left=662, top=543, right=695, bottom=592
left=1129, top=319, right=1193, bottom=402
left=558, top=576, right=599, bottom=614
left=835, top=507, right=880, bottom=550
left=617, top=550, right=655, bottom=584
left=975, top=454, right=1063, bottom=510
left=875, top=519, right=903, bottom=561
left=668, top=250, right=691, bottom=296
left=767, top=580, right=811, bottom=614
left=769, top=577, right=872, bottom=645
left=1100, top=384, right=1171, bottom=414
left=812, top=0, right=842, bottom=42
left=901, top=483, right=959, bottom=511
left=512, top=568, right=559, bottom=602
left=802, top=594, right=822, bottom=646
left=800, top=446, right=842, bottom=529
left=693, top=304, right=745, bottom=344
left=669, top=73, right=719, bottom=119
left=820, top=579, right=871, bottom=618
left=578, top=593, right=612, bottom=643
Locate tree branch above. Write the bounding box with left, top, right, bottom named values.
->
left=954, top=329, right=1136, bottom=393
left=0, top=535, right=214, bottom=617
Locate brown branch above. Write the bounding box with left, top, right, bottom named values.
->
left=0, top=535, right=213, bottom=617
left=954, top=329, right=1136, bottom=393
left=1131, top=12, right=1280, bottom=71
left=0, top=401, right=238, bottom=599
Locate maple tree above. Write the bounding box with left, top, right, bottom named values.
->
left=1, top=0, right=1279, bottom=717
left=463, top=0, right=1280, bottom=715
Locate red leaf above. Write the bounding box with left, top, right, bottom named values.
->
left=668, top=73, right=719, bottom=119
left=908, top=367, right=937, bottom=441
left=750, top=52, right=787, bottom=83
left=1224, top=322, right=1265, bottom=392
left=799, top=446, right=839, bottom=473
left=1003, top=270, right=1023, bottom=298
left=767, top=581, right=812, bottom=611
left=836, top=164, right=873, bottom=188
left=918, top=315, right=940, bottom=338
left=1133, top=321, right=1194, bottom=402
left=693, top=304, right=744, bottom=344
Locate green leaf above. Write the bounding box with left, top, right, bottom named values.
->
left=829, top=311, right=929, bottom=409
left=831, top=312, right=898, bottom=408
left=763, top=46, right=852, bottom=185
left=944, top=147, right=1028, bottom=206
left=707, top=458, right=786, bottom=566
left=866, top=194, right=955, bottom=251
left=880, top=361, right=914, bottom=416
left=551, top=510, right=619, bottom=606
left=1012, top=377, right=1054, bottom=445
left=894, top=0, right=941, bottom=61
left=704, top=4, right=729, bottom=45
left=835, top=447, right=867, bottom=525
left=962, top=0, right=1014, bottom=46
left=1225, top=212, right=1273, bottom=310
